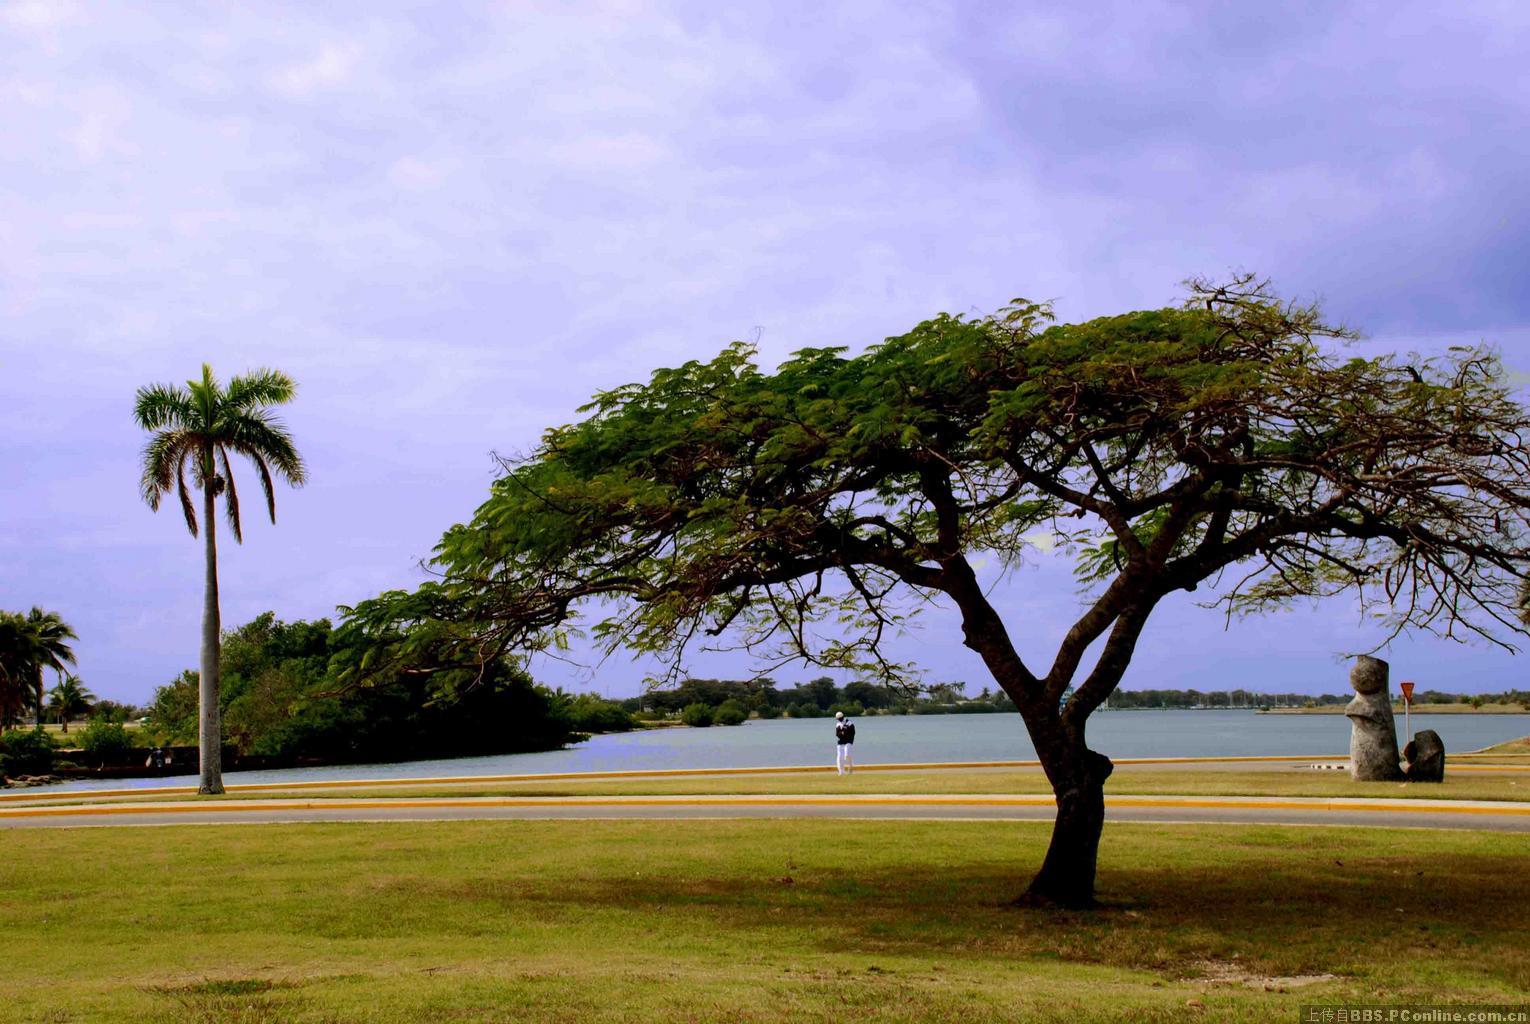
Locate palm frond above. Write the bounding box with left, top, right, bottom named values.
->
left=219, top=445, right=244, bottom=542
left=224, top=411, right=307, bottom=486
left=226, top=368, right=298, bottom=411
left=22, top=608, right=76, bottom=672
left=242, top=449, right=278, bottom=523
left=177, top=447, right=199, bottom=536
left=187, top=364, right=219, bottom=430
left=140, top=431, right=196, bottom=508
left=132, top=382, right=196, bottom=432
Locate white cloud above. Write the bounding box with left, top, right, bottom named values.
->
left=3, top=0, right=76, bottom=33
left=543, top=132, right=670, bottom=171
left=70, top=88, right=137, bottom=162
left=269, top=41, right=362, bottom=97
left=387, top=156, right=459, bottom=190
left=3, top=1, right=1530, bottom=700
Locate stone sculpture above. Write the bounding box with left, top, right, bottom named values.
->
left=1403, top=729, right=1446, bottom=782
left=1346, top=655, right=1404, bottom=781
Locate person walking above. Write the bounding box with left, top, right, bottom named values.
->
left=834, top=711, right=856, bottom=775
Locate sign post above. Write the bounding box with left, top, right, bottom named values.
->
left=1400, top=681, right=1415, bottom=744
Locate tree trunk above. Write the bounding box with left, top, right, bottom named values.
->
left=199, top=465, right=224, bottom=795
left=1020, top=739, right=1114, bottom=909
left=34, top=667, right=43, bottom=729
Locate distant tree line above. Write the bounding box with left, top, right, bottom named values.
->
left=1105, top=689, right=1347, bottom=709
left=626, top=679, right=1530, bottom=720
left=1404, top=689, right=1530, bottom=709
left=623, top=676, right=1019, bottom=721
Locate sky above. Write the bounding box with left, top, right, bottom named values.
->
left=3, top=0, right=1529, bottom=705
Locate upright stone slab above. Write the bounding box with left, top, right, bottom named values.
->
left=1403, top=729, right=1446, bottom=782
left=1346, top=655, right=1404, bottom=781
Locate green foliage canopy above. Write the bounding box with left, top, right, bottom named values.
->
left=347, top=278, right=1530, bottom=731
left=134, top=365, right=305, bottom=541
left=341, top=276, right=1530, bottom=907
left=146, top=612, right=629, bottom=763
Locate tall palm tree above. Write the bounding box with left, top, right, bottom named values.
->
left=47, top=674, right=95, bottom=733
left=0, top=612, right=29, bottom=729
left=0, top=608, right=78, bottom=729
left=134, top=365, right=305, bottom=794
left=26, top=609, right=77, bottom=728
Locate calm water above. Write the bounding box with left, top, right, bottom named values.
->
left=43, top=710, right=1530, bottom=794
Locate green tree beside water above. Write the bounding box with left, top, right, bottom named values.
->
left=346, top=277, right=1530, bottom=907
left=145, top=612, right=632, bottom=764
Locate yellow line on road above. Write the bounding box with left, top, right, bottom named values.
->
left=0, top=755, right=1357, bottom=803
left=6, top=754, right=1526, bottom=805
left=4, top=793, right=1529, bottom=820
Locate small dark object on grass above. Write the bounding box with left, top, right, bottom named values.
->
left=1404, top=729, right=1446, bottom=782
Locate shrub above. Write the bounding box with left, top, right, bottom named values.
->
left=680, top=702, right=715, bottom=727
left=0, top=729, right=56, bottom=777
left=91, top=700, right=135, bottom=724
left=755, top=703, right=781, bottom=720
left=950, top=701, right=999, bottom=714
left=564, top=694, right=636, bottom=733
left=714, top=699, right=748, bottom=726
left=79, top=719, right=136, bottom=762
left=828, top=701, right=865, bottom=718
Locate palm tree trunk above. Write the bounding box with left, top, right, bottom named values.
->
left=199, top=464, right=225, bottom=795
left=33, top=666, right=43, bottom=729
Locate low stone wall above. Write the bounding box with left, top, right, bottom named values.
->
left=53, top=747, right=299, bottom=779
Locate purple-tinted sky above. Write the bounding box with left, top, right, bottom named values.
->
left=3, top=1, right=1529, bottom=704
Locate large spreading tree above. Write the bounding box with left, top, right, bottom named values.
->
left=347, top=277, right=1530, bottom=907
left=135, top=365, right=306, bottom=794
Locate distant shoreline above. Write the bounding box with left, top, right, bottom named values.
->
left=1259, top=703, right=1528, bottom=715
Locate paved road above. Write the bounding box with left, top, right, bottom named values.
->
left=5, top=793, right=1529, bottom=831
left=7, top=756, right=1526, bottom=807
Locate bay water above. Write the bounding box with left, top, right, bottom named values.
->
left=41, top=709, right=1530, bottom=794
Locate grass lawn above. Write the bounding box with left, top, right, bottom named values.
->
left=1, top=820, right=1526, bottom=1023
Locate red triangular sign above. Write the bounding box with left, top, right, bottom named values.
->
left=1400, top=681, right=1415, bottom=703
